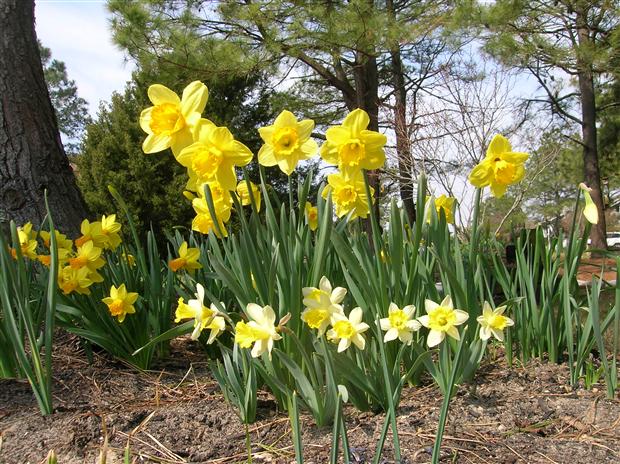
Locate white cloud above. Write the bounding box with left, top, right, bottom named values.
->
left=35, top=0, right=134, bottom=116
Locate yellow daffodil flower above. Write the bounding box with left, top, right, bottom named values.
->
left=175, top=283, right=225, bottom=342
left=102, top=284, right=139, bottom=323
left=327, top=307, right=370, bottom=353
left=139, top=81, right=209, bottom=157
left=234, top=303, right=283, bottom=358
left=426, top=194, right=455, bottom=224
left=476, top=301, right=514, bottom=341
left=58, top=266, right=93, bottom=295
left=98, top=214, right=122, bottom=250
left=304, top=202, right=318, bottom=231
left=74, top=219, right=104, bottom=248
left=579, top=183, right=599, bottom=225
left=177, top=121, right=253, bottom=192
left=37, top=248, right=71, bottom=268
left=418, top=296, right=469, bottom=347
left=258, top=110, right=318, bottom=175
left=301, top=276, right=347, bottom=336
left=191, top=182, right=232, bottom=237
left=236, top=180, right=261, bottom=212
left=168, top=241, right=202, bottom=273
left=320, top=108, right=386, bottom=173
left=10, top=223, right=38, bottom=260
left=39, top=230, right=73, bottom=251
left=322, top=170, right=373, bottom=220
left=468, top=134, right=529, bottom=198
left=380, top=303, right=421, bottom=345
left=68, top=240, right=105, bottom=275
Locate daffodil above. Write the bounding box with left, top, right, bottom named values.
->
left=39, top=230, right=73, bottom=251
left=58, top=266, right=93, bottom=295
left=258, top=110, right=318, bottom=175
left=579, top=183, right=599, bottom=225
left=74, top=219, right=104, bottom=248
left=418, top=296, right=469, bottom=347
left=468, top=134, right=529, bottom=198
left=236, top=180, right=261, bottom=212
left=177, top=121, right=253, bottom=192
left=98, top=214, right=122, bottom=250
left=380, top=303, right=421, bottom=344
left=191, top=181, right=232, bottom=237
left=322, top=170, right=373, bottom=220
left=37, top=248, right=71, bottom=268
left=168, top=241, right=202, bottom=273
left=102, top=284, right=139, bottom=323
left=234, top=303, right=283, bottom=358
left=68, top=240, right=105, bottom=275
left=175, top=283, right=225, bottom=342
left=301, top=276, right=346, bottom=336
left=426, top=195, right=455, bottom=224
left=320, top=108, right=386, bottom=173
left=139, top=81, right=209, bottom=156
left=327, top=307, right=370, bottom=352
left=10, top=223, right=38, bottom=260
left=305, top=202, right=318, bottom=231
left=476, top=301, right=514, bottom=341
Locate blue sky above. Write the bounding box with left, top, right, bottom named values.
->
left=35, top=0, right=134, bottom=116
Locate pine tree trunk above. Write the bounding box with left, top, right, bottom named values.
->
left=576, top=12, right=607, bottom=250
left=0, top=0, right=89, bottom=235
left=387, top=0, right=415, bottom=225
left=352, top=53, right=382, bottom=237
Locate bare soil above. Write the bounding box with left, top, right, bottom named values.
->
left=1, top=336, right=619, bottom=464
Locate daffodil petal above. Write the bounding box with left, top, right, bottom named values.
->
left=180, top=81, right=209, bottom=117
left=148, top=84, right=180, bottom=105
left=487, top=134, right=511, bottom=157
left=143, top=133, right=171, bottom=154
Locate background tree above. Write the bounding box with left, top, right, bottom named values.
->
left=39, top=42, right=92, bottom=156
left=475, top=0, right=620, bottom=249
left=0, top=0, right=88, bottom=233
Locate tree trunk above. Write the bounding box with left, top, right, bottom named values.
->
left=352, top=53, right=382, bottom=236
left=0, top=0, right=88, bottom=235
left=387, top=0, right=415, bottom=225
left=576, top=13, right=607, bottom=250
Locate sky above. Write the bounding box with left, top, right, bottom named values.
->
left=35, top=0, right=134, bottom=116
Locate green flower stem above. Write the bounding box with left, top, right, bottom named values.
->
left=432, top=329, right=467, bottom=464
left=375, top=319, right=401, bottom=462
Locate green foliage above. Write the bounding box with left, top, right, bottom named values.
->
left=39, top=42, right=92, bottom=155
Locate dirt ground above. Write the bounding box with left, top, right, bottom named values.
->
left=1, top=336, right=619, bottom=464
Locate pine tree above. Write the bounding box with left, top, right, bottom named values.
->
left=39, top=42, right=92, bottom=156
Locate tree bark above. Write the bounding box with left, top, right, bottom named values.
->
left=387, top=0, right=416, bottom=225
left=0, top=0, right=88, bottom=235
left=576, top=10, right=607, bottom=250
